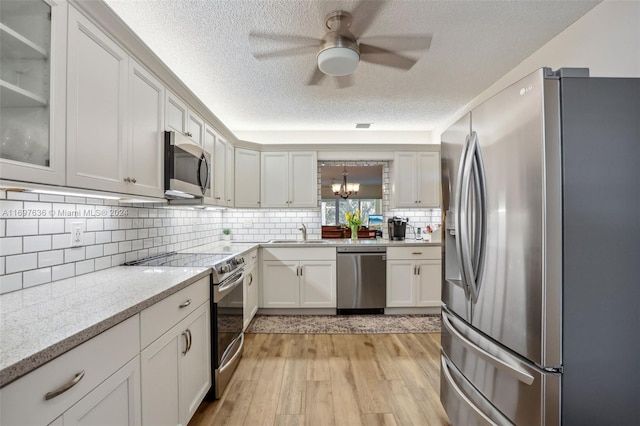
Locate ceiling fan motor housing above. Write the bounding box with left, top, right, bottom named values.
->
left=317, top=11, right=360, bottom=76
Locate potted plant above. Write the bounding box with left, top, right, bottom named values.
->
left=345, top=210, right=362, bottom=240
left=222, top=228, right=231, bottom=241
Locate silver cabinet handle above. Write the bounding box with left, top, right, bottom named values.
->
left=124, top=177, right=130, bottom=183
left=182, top=331, right=190, bottom=355
left=248, top=273, right=253, bottom=286
left=417, top=265, right=421, bottom=275
left=131, top=177, right=137, bottom=183
left=412, top=252, right=422, bottom=255
left=45, top=370, right=85, bottom=400
left=299, top=265, right=303, bottom=276
left=413, top=265, right=417, bottom=275
left=185, top=132, right=192, bottom=137
left=187, top=329, right=192, bottom=353
left=179, top=299, right=191, bottom=308
left=295, top=266, right=299, bottom=276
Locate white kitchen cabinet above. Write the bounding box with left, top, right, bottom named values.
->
left=386, top=247, right=441, bottom=307
left=243, top=249, right=259, bottom=329
left=260, top=151, right=317, bottom=208
left=235, top=148, right=260, bottom=208
left=141, top=302, right=210, bottom=426
left=261, top=247, right=336, bottom=308
left=0, top=315, right=140, bottom=426
left=165, top=91, right=204, bottom=147
left=61, top=356, right=141, bottom=426
left=213, top=132, right=234, bottom=207
left=66, top=8, right=164, bottom=197
left=392, top=151, right=441, bottom=208
left=0, top=0, right=67, bottom=185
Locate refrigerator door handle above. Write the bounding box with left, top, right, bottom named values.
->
left=455, top=134, right=473, bottom=298
left=459, top=134, right=478, bottom=302
left=442, top=311, right=535, bottom=385
left=441, top=355, right=513, bottom=426
left=470, top=131, right=488, bottom=301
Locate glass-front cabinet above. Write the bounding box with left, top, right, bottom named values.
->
left=0, top=0, right=66, bottom=184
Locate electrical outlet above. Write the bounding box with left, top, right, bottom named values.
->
left=71, top=222, right=83, bottom=247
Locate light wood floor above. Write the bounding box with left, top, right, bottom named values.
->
left=189, top=333, right=450, bottom=426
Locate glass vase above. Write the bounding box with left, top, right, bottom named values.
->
left=350, top=225, right=358, bottom=240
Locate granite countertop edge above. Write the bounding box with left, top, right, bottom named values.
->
left=0, top=268, right=211, bottom=388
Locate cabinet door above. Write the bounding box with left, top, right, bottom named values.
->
left=416, top=260, right=442, bottom=307
left=140, top=327, right=181, bottom=425
left=187, top=110, right=204, bottom=146
left=235, top=148, right=260, bottom=208
left=62, top=356, right=141, bottom=426
left=128, top=60, right=164, bottom=197
left=417, top=152, right=441, bottom=207
left=260, top=152, right=289, bottom=208
left=392, top=152, right=418, bottom=208
left=225, top=142, right=235, bottom=206
left=386, top=260, right=416, bottom=307
left=180, top=304, right=211, bottom=425
left=213, top=136, right=227, bottom=205
left=289, top=151, right=317, bottom=208
left=300, top=261, right=336, bottom=308
left=203, top=125, right=216, bottom=204
left=243, top=263, right=258, bottom=330
left=66, top=7, right=128, bottom=193
left=0, top=0, right=67, bottom=185
left=166, top=91, right=187, bottom=134
left=262, top=261, right=299, bottom=307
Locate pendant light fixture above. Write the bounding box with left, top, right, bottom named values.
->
left=332, top=165, right=360, bottom=199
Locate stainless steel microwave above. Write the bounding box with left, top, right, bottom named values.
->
left=164, top=131, right=211, bottom=199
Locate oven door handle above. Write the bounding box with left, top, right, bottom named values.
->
left=214, top=270, right=244, bottom=302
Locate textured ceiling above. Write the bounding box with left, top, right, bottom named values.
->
left=104, top=0, right=599, bottom=144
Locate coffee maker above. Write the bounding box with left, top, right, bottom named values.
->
left=388, top=217, right=408, bottom=240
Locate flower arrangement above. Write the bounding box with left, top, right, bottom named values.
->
left=345, top=210, right=362, bottom=240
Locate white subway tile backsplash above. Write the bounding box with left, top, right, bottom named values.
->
left=119, top=241, right=132, bottom=253
left=51, top=263, right=75, bottom=281
left=6, top=253, right=38, bottom=273
left=38, top=194, right=65, bottom=202
left=75, top=259, right=94, bottom=275
left=0, top=237, right=22, bottom=256
left=86, top=219, right=104, bottom=231
left=6, top=219, right=38, bottom=236
left=39, top=219, right=65, bottom=234
left=112, top=230, right=126, bottom=242
left=95, top=256, right=112, bottom=271
left=125, top=230, right=138, bottom=240
left=0, top=257, right=4, bottom=275
left=23, top=235, right=52, bottom=253
left=104, top=242, right=119, bottom=256
left=38, top=250, right=64, bottom=267
left=104, top=218, right=119, bottom=230
left=111, top=253, right=126, bottom=266
left=52, top=234, right=71, bottom=250
left=0, top=219, right=4, bottom=237
left=7, top=192, right=38, bottom=201
left=23, top=268, right=52, bottom=288
left=0, top=273, right=22, bottom=294
left=64, top=247, right=85, bottom=263
left=85, top=245, right=103, bottom=259
left=95, top=231, right=111, bottom=244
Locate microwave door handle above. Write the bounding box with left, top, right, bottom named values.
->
left=197, top=154, right=209, bottom=195
left=201, top=154, right=210, bottom=193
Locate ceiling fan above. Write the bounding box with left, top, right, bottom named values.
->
left=249, top=1, right=432, bottom=88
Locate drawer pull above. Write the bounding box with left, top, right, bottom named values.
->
left=45, top=370, right=85, bottom=400
left=182, top=330, right=190, bottom=355
left=179, top=299, right=192, bottom=308
left=412, top=252, right=422, bottom=255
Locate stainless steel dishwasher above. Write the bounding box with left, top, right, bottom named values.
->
left=336, top=246, right=386, bottom=314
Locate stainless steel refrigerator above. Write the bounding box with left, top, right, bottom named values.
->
left=440, top=68, right=640, bottom=426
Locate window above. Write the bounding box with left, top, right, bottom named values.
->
left=321, top=199, right=382, bottom=225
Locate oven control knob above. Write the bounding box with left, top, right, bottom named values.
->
left=220, top=264, right=231, bottom=274
left=237, top=256, right=244, bottom=264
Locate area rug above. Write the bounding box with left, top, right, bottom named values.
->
left=245, top=314, right=441, bottom=334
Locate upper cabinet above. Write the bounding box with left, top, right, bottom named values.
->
left=0, top=0, right=67, bottom=185
left=66, top=8, right=164, bottom=197
left=261, top=151, right=317, bottom=208
left=235, top=148, right=260, bottom=208
left=212, top=130, right=234, bottom=207
left=166, top=91, right=204, bottom=146
left=391, top=151, right=441, bottom=208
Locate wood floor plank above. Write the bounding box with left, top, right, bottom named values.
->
left=275, top=414, right=305, bottom=426
left=306, top=334, right=332, bottom=381
left=194, top=380, right=255, bottom=426
left=304, top=380, right=335, bottom=426
left=278, top=358, right=308, bottom=415
left=243, top=357, right=287, bottom=425
left=328, top=356, right=364, bottom=426
left=361, top=412, right=399, bottom=426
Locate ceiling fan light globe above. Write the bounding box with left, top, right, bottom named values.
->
left=317, top=47, right=359, bottom=76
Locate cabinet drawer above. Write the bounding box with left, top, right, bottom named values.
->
left=141, top=276, right=209, bottom=348
left=0, top=315, right=140, bottom=426
left=387, top=246, right=441, bottom=260
left=262, top=247, right=336, bottom=261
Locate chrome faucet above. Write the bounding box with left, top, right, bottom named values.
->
left=299, top=223, right=307, bottom=241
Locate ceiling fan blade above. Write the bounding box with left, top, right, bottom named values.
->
left=307, top=67, right=326, bottom=86
left=349, top=0, right=386, bottom=36
left=358, top=35, right=432, bottom=52
left=252, top=45, right=318, bottom=60
left=359, top=43, right=418, bottom=71
left=336, top=75, right=354, bottom=89
left=249, top=32, right=321, bottom=45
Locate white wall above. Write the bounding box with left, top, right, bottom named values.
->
left=435, top=0, right=640, bottom=136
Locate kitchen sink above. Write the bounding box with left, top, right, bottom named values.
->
left=269, top=239, right=332, bottom=244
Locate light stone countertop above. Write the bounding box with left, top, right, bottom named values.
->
left=0, top=238, right=441, bottom=388
left=0, top=266, right=209, bottom=387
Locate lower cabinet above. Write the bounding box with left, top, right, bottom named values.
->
left=140, top=302, right=211, bottom=426
left=261, top=248, right=336, bottom=308
left=386, top=247, right=442, bottom=307
left=243, top=262, right=259, bottom=329
left=0, top=316, right=140, bottom=426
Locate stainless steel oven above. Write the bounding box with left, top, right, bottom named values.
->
left=211, top=267, right=244, bottom=399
